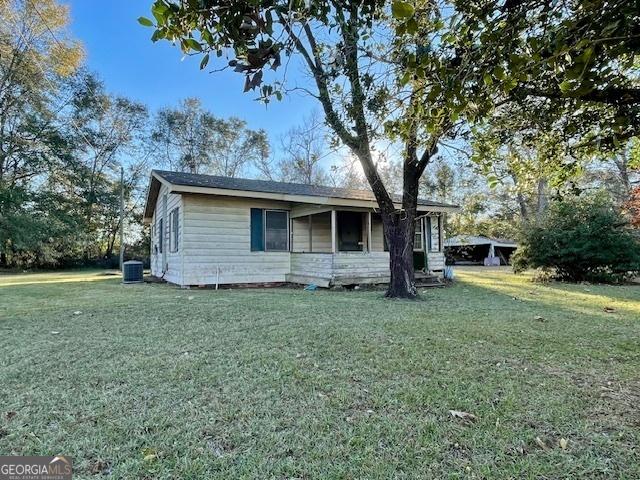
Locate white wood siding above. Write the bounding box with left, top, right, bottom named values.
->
left=150, top=184, right=184, bottom=285
left=427, top=252, right=445, bottom=271
left=332, top=252, right=389, bottom=283
left=292, top=217, right=310, bottom=252
left=288, top=252, right=391, bottom=286
left=291, top=211, right=333, bottom=253
left=181, top=195, right=291, bottom=285
left=288, top=253, right=334, bottom=287
left=309, top=212, right=332, bottom=252
left=371, top=215, right=385, bottom=252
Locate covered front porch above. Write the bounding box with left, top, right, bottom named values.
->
left=286, top=205, right=444, bottom=287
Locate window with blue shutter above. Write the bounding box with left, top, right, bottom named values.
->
left=250, top=208, right=264, bottom=251
left=264, top=210, right=289, bottom=251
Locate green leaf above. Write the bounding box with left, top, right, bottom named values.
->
left=150, top=30, right=164, bottom=42
left=559, top=80, right=573, bottom=93
left=392, top=1, right=415, bottom=19
left=406, top=18, right=418, bottom=34
left=137, top=17, right=153, bottom=27
left=502, top=77, right=518, bottom=92
left=483, top=73, right=493, bottom=86
left=184, top=38, right=202, bottom=52
left=200, top=53, right=210, bottom=70
left=151, top=3, right=169, bottom=23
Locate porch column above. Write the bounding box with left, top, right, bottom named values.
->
left=331, top=209, right=337, bottom=253
left=366, top=211, right=372, bottom=252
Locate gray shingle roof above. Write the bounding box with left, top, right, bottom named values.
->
left=153, top=170, right=457, bottom=208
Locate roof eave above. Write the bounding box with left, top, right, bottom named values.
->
left=142, top=172, right=172, bottom=223
left=167, top=183, right=459, bottom=212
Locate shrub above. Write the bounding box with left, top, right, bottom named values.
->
left=512, top=193, right=640, bottom=283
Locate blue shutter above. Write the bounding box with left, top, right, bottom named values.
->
left=250, top=208, right=264, bottom=251
left=426, top=217, right=432, bottom=251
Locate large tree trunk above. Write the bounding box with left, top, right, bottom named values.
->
left=383, top=214, right=417, bottom=298
left=536, top=179, right=548, bottom=220
left=381, top=159, right=421, bottom=299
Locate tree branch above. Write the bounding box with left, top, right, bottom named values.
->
left=277, top=13, right=360, bottom=151
left=516, top=85, right=640, bottom=105
left=337, top=2, right=395, bottom=212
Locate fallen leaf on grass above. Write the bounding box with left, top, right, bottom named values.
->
left=449, top=410, right=477, bottom=422
left=559, top=438, right=568, bottom=449
left=603, top=306, right=616, bottom=313
left=533, top=315, right=545, bottom=322
left=535, top=436, right=548, bottom=450
left=5, top=411, right=17, bottom=421
left=51, top=331, right=60, bottom=335
left=73, top=311, right=82, bottom=315
left=188, top=296, right=195, bottom=301
left=142, top=448, right=157, bottom=462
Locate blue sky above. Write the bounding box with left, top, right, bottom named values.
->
left=64, top=0, right=318, bottom=143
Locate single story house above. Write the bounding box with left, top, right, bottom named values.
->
left=445, top=235, right=518, bottom=266
left=143, top=170, right=459, bottom=288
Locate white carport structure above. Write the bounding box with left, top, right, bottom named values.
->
left=445, top=235, right=518, bottom=266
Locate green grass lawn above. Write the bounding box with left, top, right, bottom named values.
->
left=1, top=268, right=639, bottom=479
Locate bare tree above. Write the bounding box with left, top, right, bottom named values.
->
left=151, top=98, right=269, bottom=177
left=275, top=113, right=328, bottom=185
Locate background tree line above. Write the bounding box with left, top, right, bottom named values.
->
left=0, top=0, right=353, bottom=269
left=2, top=0, right=638, bottom=282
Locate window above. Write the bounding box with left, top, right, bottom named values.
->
left=170, top=207, right=179, bottom=253
left=250, top=208, right=289, bottom=252
left=414, top=219, right=423, bottom=251
left=158, top=218, right=164, bottom=254
left=265, top=210, right=289, bottom=251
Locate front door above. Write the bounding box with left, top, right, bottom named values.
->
left=338, top=211, right=363, bottom=251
